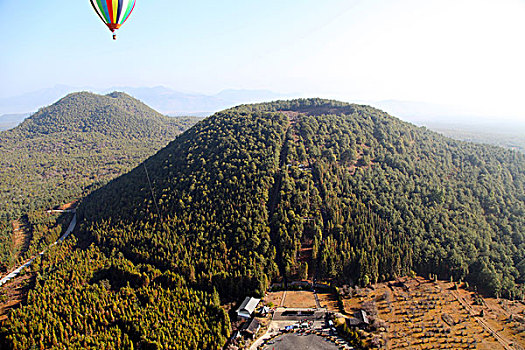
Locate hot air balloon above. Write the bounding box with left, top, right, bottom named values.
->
left=90, top=0, right=136, bottom=40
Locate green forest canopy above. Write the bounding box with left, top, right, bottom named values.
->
left=0, top=91, right=198, bottom=271
left=2, top=98, right=524, bottom=349
left=78, top=98, right=525, bottom=299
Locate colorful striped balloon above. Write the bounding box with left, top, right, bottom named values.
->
left=90, top=0, right=136, bottom=39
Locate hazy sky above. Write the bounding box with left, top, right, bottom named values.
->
left=1, top=0, right=524, bottom=120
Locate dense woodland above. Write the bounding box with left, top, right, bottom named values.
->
left=1, top=98, right=524, bottom=348
left=77, top=99, right=524, bottom=299
left=2, top=238, right=230, bottom=349
left=0, top=91, right=198, bottom=272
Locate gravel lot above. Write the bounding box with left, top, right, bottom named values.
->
left=261, top=333, right=342, bottom=350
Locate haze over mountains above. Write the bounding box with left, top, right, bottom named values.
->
left=0, top=85, right=291, bottom=117
left=5, top=85, right=525, bottom=124
left=3, top=86, right=523, bottom=154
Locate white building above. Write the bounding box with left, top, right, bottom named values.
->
left=236, top=296, right=261, bottom=319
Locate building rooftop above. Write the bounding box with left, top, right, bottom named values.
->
left=245, top=318, right=261, bottom=335
left=236, top=297, right=261, bottom=318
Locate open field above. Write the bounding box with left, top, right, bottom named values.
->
left=344, top=276, right=525, bottom=350
left=253, top=277, right=524, bottom=349
left=281, top=291, right=317, bottom=309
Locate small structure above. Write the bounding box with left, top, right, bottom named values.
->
left=347, top=310, right=370, bottom=329
left=242, top=318, right=261, bottom=339
left=257, top=306, right=270, bottom=316
left=347, top=317, right=361, bottom=327
left=236, top=297, right=261, bottom=319
left=358, top=310, right=369, bottom=325
left=289, top=280, right=312, bottom=289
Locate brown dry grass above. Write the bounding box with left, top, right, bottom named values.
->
left=58, top=200, right=78, bottom=210
left=11, top=220, right=23, bottom=254
left=317, top=293, right=339, bottom=312
left=265, top=291, right=285, bottom=308
left=9, top=218, right=31, bottom=267
left=282, top=291, right=317, bottom=308
left=343, top=276, right=524, bottom=350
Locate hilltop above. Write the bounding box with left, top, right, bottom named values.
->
left=0, top=92, right=198, bottom=271
left=0, top=91, right=196, bottom=220
left=2, top=98, right=524, bottom=349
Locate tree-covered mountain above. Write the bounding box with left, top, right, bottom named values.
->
left=0, top=92, right=198, bottom=271
left=79, top=98, right=524, bottom=298
left=2, top=99, right=524, bottom=349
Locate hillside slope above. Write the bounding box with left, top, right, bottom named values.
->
left=79, top=98, right=524, bottom=297
left=0, top=92, right=198, bottom=270
left=2, top=98, right=524, bottom=349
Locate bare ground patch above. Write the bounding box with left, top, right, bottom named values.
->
left=317, top=293, right=339, bottom=312
left=265, top=291, right=285, bottom=308
left=282, top=291, right=317, bottom=309
left=342, top=276, right=524, bottom=350
left=0, top=273, right=34, bottom=322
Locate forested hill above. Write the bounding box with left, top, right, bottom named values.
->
left=79, top=98, right=525, bottom=299
left=0, top=91, right=196, bottom=221
left=3, top=99, right=524, bottom=349
left=0, top=91, right=198, bottom=271
left=9, top=91, right=184, bottom=138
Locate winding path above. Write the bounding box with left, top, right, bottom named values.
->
left=0, top=212, right=77, bottom=287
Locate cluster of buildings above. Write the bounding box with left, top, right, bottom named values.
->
left=228, top=294, right=370, bottom=347
left=232, top=296, right=269, bottom=341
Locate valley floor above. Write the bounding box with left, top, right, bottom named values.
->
left=0, top=211, right=77, bottom=321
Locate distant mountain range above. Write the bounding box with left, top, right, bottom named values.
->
left=1, top=86, right=523, bottom=153
left=5, top=85, right=525, bottom=124
left=0, top=85, right=294, bottom=117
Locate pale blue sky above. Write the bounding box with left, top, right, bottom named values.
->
left=1, top=0, right=524, bottom=120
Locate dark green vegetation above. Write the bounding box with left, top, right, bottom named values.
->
left=3, top=238, right=229, bottom=349
left=0, top=91, right=198, bottom=271
left=2, top=99, right=524, bottom=349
